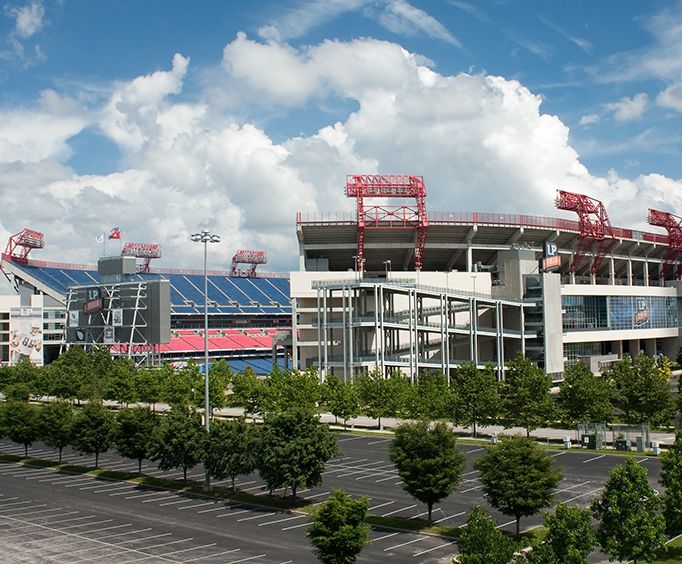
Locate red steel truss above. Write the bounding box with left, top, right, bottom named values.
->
left=121, top=242, right=161, bottom=273
left=2, top=228, right=45, bottom=263
left=230, top=249, right=267, bottom=277
left=555, top=190, right=616, bottom=274
left=345, top=174, right=428, bottom=270
left=647, top=208, right=682, bottom=279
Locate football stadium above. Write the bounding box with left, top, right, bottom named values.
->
left=1, top=174, right=681, bottom=381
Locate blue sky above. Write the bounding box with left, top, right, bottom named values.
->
left=1, top=0, right=682, bottom=271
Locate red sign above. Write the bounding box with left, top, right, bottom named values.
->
left=542, top=255, right=562, bottom=271
left=83, top=298, right=103, bottom=314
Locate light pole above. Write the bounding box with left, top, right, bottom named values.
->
left=470, top=274, right=477, bottom=295
left=384, top=259, right=391, bottom=280
left=190, top=229, right=220, bottom=486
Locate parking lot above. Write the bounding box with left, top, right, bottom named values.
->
left=0, top=433, right=664, bottom=563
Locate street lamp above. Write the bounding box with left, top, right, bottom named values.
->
left=190, top=229, right=220, bottom=486
left=384, top=259, right=391, bottom=280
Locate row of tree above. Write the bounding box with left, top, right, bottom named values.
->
left=309, top=425, right=682, bottom=564
left=1, top=347, right=678, bottom=434
left=0, top=400, right=337, bottom=495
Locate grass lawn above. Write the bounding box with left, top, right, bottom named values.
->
left=654, top=534, right=682, bottom=563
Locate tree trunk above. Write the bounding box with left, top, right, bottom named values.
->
left=58, top=446, right=63, bottom=465
left=526, top=428, right=530, bottom=439
left=343, top=418, right=347, bottom=430
left=183, top=466, right=188, bottom=484
left=231, top=476, right=236, bottom=491
left=427, top=502, right=433, bottom=525
left=138, top=458, right=143, bottom=476
left=95, top=451, right=99, bottom=469
left=292, top=482, right=297, bottom=500
left=516, top=515, right=521, bottom=537
left=473, top=420, right=477, bottom=439
left=24, top=443, right=28, bottom=458
left=378, top=416, right=382, bottom=430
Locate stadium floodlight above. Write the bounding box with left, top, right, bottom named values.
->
left=190, top=229, right=221, bottom=487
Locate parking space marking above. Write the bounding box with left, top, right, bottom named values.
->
left=380, top=504, right=417, bottom=517
left=237, top=512, right=276, bottom=522
left=465, top=448, right=485, bottom=454
left=374, top=474, right=397, bottom=483
left=563, top=487, right=604, bottom=504
left=496, top=519, right=517, bottom=529
left=373, top=532, right=399, bottom=542
left=413, top=541, right=456, bottom=557
left=177, top=501, right=216, bottom=511
left=3, top=506, right=62, bottom=518
left=216, top=509, right=253, bottom=518
left=197, top=505, right=232, bottom=514
left=551, top=451, right=567, bottom=457
left=384, top=536, right=429, bottom=552
left=281, top=522, right=309, bottom=531
left=337, top=460, right=391, bottom=479
left=160, top=542, right=217, bottom=557
left=303, top=492, right=329, bottom=500
left=158, top=498, right=196, bottom=507
left=96, top=527, right=152, bottom=541
left=433, top=511, right=465, bottom=524
left=183, top=549, right=241, bottom=562
left=0, top=499, right=33, bottom=509
left=369, top=501, right=394, bottom=511
left=555, top=480, right=591, bottom=494
left=258, top=515, right=307, bottom=527
left=582, top=454, right=606, bottom=464
left=367, top=438, right=390, bottom=445
left=338, top=436, right=365, bottom=442
left=461, top=484, right=483, bottom=493
left=225, top=555, right=266, bottom=563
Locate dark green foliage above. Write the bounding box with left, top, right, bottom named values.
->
left=356, top=369, right=405, bottom=428
left=204, top=359, right=232, bottom=413
left=134, top=367, right=164, bottom=409
left=104, top=358, right=138, bottom=406
left=307, top=489, right=370, bottom=564
left=457, top=506, right=516, bottom=564
left=591, top=458, right=665, bottom=563
left=661, top=430, right=682, bottom=534
left=409, top=371, right=449, bottom=420
left=261, top=367, right=321, bottom=416
left=475, top=435, right=562, bottom=537
left=502, top=354, right=556, bottom=437
left=2, top=359, right=41, bottom=399
left=230, top=368, right=265, bottom=419
left=0, top=400, right=40, bottom=457
left=71, top=402, right=115, bottom=468
left=323, top=376, right=360, bottom=429
left=257, top=409, right=338, bottom=499
left=530, top=503, right=596, bottom=564
left=609, top=353, right=674, bottom=427
left=163, top=361, right=201, bottom=408
left=451, top=362, right=501, bottom=437
left=39, top=401, right=75, bottom=464
left=389, top=421, right=465, bottom=524
left=204, top=418, right=258, bottom=490
left=559, top=362, right=614, bottom=426
left=152, top=408, right=205, bottom=483
left=49, top=346, right=99, bottom=401
left=114, top=408, right=159, bottom=475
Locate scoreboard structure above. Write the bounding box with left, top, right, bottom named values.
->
left=64, top=257, right=170, bottom=365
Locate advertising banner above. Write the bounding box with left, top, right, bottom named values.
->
left=9, top=307, right=43, bottom=366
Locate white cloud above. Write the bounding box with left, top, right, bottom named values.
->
left=605, top=93, right=648, bottom=122
left=579, top=113, right=600, bottom=126
left=370, top=0, right=461, bottom=47
left=3, top=35, right=682, bottom=273
left=5, top=0, right=45, bottom=38
left=657, top=82, right=682, bottom=112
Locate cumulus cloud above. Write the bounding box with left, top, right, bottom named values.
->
left=2, top=0, right=47, bottom=67
left=579, top=113, right=600, bottom=126
left=657, top=82, right=682, bottom=112
left=2, top=34, right=682, bottom=273
left=605, top=93, right=648, bottom=122
left=5, top=0, right=45, bottom=38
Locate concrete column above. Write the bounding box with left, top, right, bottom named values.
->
left=627, top=259, right=633, bottom=286
left=466, top=246, right=473, bottom=272
left=609, top=257, right=615, bottom=285
left=644, top=260, right=649, bottom=287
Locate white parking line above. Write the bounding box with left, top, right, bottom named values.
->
left=381, top=504, right=417, bottom=517
left=551, top=451, right=567, bottom=457
left=433, top=511, right=465, bottom=524
left=0, top=500, right=33, bottom=509
left=373, top=532, right=399, bottom=542
left=461, top=484, right=483, bottom=493
left=374, top=475, right=396, bottom=483
left=495, top=519, right=517, bottom=529
left=216, top=509, right=253, bottom=518
left=556, top=480, right=591, bottom=495
left=96, top=527, right=152, bottom=541
left=3, top=506, right=61, bottom=518
left=563, top=487, right=604, bottom=504
left=158, top=498, right=195, bottom=507
left=369, top=501, right=395, bottom=511
left=160, top=542, right=217, bottom=557
left=338, top=436, right=364, bottom=442
left=466, top=448, right=485, bottom=454
left=237, top=512, right=276, bottom=522
left=582, top=454, right=606, bottom=464
left=337, top=460, right=391, bottom=478
left=413, top=540, right=456, bottom=556
left=183, top=549, right=241, bottom=562
left=225, top=555, right=266, bottom=563
left=197, top=505, right=232, bottom=514
left=258, top=515, right=307, bottom=527
left=42, top=525, right=134, bottom=557
left=367, top=438, right=391, bottom=445
left=303, top=492, right=329, bottom=500
left=384, top=536, right=429, bottom=552
left=177, top=501, right=217, bottom=511
left=281, top=522, right=309, bottom=531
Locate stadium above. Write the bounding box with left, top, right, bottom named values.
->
left=1, top=174, right=681, bottom=382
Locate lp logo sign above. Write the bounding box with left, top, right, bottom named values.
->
left=544, top=242, right=558, bottom=258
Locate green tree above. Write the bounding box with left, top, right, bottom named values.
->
left=50, top=346, right=100, bottom=402
left=609, top=353, right=674, bottom=427
left=592, top=458, right=665, bottom=563
left=114, top=407, right=159, bottom=475
left=43, top=354, right=81, bottom=402
left=152, top=408, right=205, bottom=483
left=389, top=421, right=465, bottom=525
left=71, top=402, right=115, bottom=468
left=262, top=367, right=320, bottom=416
left=457, top=506, right=516, bottom=564
left=502, top=354, right=556, bottom=437
left=204, top=418, right=259, bottom=490
left=451, top=362, right=502, bottom=437
left=409, top=371, right=449, bottom=420
left=105, top=358, right=139, bottom=406
left=3, top=359, right=41, bottom=400
left=39, top=400, right=75, bottom=463
left=660, top=430, right=682, bottom=534
left=559, top=362, right=614, bottom=426
left=162, top=362, right=199, bottom=408
left=0, top=400, right=40, bottom=457
left=307, top=489, right=370, bottom=564
left=324, top=377, right=361, bottom=429
left=230, top=368, right=265, bottom=420
left=134, top=367, right=164, bottom=410
left=204, top=359, right=232, bottom=414
left=530, top=503, right=596, bottom=564
left=475, top=435, right=563, bottom=537
left=257, top=409, right=338, bottom=499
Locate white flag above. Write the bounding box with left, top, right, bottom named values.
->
left=96, top=234, right=104, bottom=244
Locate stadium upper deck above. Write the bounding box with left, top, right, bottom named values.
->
left=296, top=210, right=670, bottom=282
